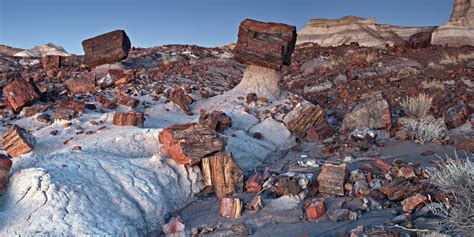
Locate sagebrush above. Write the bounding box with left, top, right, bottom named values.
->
left=400, top=116, right=445, bottom=144
left=428, top=153, right=474, bottom=236
left=400, top=93, right=433, bottom=118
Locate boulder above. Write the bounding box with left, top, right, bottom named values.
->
left=432, top=0, right=474, bottom=46
left=233, top=19, right=297, bottom=69
left=409, top=31, right=433, bottom=49
left=42, top=55, right=62, bottom=70
left=342, top=92, right=392, bottom=131
left=82, top=30, right=131, bottom=68
left=3, top=78, right=41, bottom=112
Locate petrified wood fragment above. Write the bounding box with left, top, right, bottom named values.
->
left=2, top=125, right=35, bottom=158
left=3, top=78, right=41, bottom=112
left=317, top=163, right=348, bottom=196
left=209, top=152, right=244, bottom=199
left=112, top=112, right=144, bottom=127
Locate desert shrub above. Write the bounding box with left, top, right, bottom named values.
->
left=400, top=115, right=445, bottom=144
left=397, top=67, right=420, bottom=79
left=400, top=93, right=433, bottom=118
left=439, top=52, right=474, bottom=65
left=427, top=153, right=474, bottom=236
left=421, top=80, right=445, bottom=90
left=427, top=62, right=445, bottom=70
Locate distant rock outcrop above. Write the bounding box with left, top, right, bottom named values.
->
left=297, top=16, right=436, bottom=47
left=0, top=45, right=23, bottom=56
left=14, top=43, right=70, bottom=57
left=432, top=0, right=474, bottom=47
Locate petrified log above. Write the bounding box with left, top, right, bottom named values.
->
left=112, top=112, right=144, bottom=127
left=0, top=154, right=12, bottom=191
left=117, top=94, right=140, bottom=108
left=209, top=152, right=244, bottom=198
left=41, top=55, right=62, bottom=70
left=245, top=172, right=263, bottom=193
left=3, top=78, right=41, bottom=112
left=66, top=73, right=96, bottom=94
left=409, top=31, right=432, bottom=49
left=199, top=110, right=232, bottom=132
left=220, top=197, right=242, bottom=219
left=169, top=88, right=193, bottom=115
left=52, top=108, right=77, bottom=120
left=317, top=163, right=348, bottom=196
left=59, top=100, right=85, bottom=112
left=159, top=123, right=226, bottom=165
left=445, top=102, right=469, bottom=129
left=2, top=125, right=35, bottom=158
left=306, top=122, right=334, bottom=143
left=95, top=95, right=117, bottom=109
left=234, top=19, right=297, bottom=69
left=286, top=105, right=325, bottom=140
left=82, top=30, right=131, bottom=68
left=275, top=176, right=300, bottom=196
left=306, top=198, right=326, bottom=220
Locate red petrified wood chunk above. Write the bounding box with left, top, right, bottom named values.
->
left=112, top=112, right=144, bottom=127
left=95, top=95, right=117, bottom=109
left=66, top=73, right=96, bottom=94
left=401, top=194, right=428, bottom=212
left=445, top=102, right=469, bottom=129
left=169, top=88, right=193, bottom=115
left=116, top=94, right=140, bottom=108
left=286, top=105, right=325, bottom=140
left=2, top=125, right=36, bottom=158
left=0, top=154, right=13, bottom=191
left=199, top=110, right=232, bottom=132
left=41, top=55, right=62, bottom=70
left=161, top=216, right=185, bottom=236
left=317, top=163, right=348, bottom=196
left=3, top=78, right=41, bottom=112
left=374, top=160, right=393, bottom=172
left=379, top=177, right=411, bottom=201
left=59, top=100, right=85, bottom=112
left=158, top=123, right=227, bottom=166
left=233, top=19, right=297, bottom=69
left=306, top=198, right=326, bottom=220
left=220, top=197, right=242, bottom=219
left=245, top=171, right=263, bottom=193
left=82, top=30, right=131, bottom=68
left=306, top=122, right=334, bottom=143
left=209, top=152, right=244, bottom=198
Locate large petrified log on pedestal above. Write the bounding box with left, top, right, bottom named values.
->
left=82, top=30, right=131, bottom=68
left=233, top=19, right=297, bottom=70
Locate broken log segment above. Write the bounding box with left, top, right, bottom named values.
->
left=209, top=152, right=244, bottom=199
left=317, top=163, right=348, bottom=196
left=82, top=29, right=131, bottom=68
left=112, top=112, right=144, bottom=127
left=198, top=110, right=232, bottom=132
left=2, top=125, right=36, bottom=158
left=169, top=88, right=193, bottom=115
left=220, top=197, right=243, bottom=219
left=159, top=123, right=227, bottom=166
left=3, top=78, right=41, bottom=113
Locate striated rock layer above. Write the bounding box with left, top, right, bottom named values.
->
left=297, top=16, right=436, bottom=47
left=432, top=0, right=474, bottom=46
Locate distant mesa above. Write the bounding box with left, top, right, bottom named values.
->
left=297, top=16, right=436, bottom=47
left=432, top=0, right=474, bottom=47
left=0, top=45, right=24, bottom=56
left=13, top=43, right=70, bottom=57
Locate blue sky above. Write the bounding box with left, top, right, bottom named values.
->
left=0, top=0, right=453, bottom=54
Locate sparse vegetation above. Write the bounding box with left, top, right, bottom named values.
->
left=400, top=93, right=433, bottom=118
left=427, top=153, right=474, bottom=236
left=400, top=115, right=445, bottom=144
left=439, top=52, right=474, bottom=65
left=421, top=80, right=445, bottom=90
left=397, top=67, right=420, bottom=79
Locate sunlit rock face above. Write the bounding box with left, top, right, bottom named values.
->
left=297, top=16, right=436, bottom=47
left=432, top=0, right=474, bottom=47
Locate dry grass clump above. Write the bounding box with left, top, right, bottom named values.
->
left=427, top=153, right=474, bottom=236
left=400, top=115, right=445, bottom=144
left=421, top=80, right=445, bottom=90
left=427, top=62, right=445, bottom=70
left=397, top=67, right=420, bottom=79
left=400, top=93, right=433, bottom=118
left=439, top=52, right=474, bottom=65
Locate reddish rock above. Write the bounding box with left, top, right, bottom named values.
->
left=342, top=92, right=392, bottom=131
left=169, top=88, right=193, bottom=115
left=220, top=197, right=242, bottom=219
left=199, top=110, right=232, bottom=132
left=401, top=194, right=428, bottom=212
left=456, top=138, right=474, bottom=153
left=52, top=109, right=77, bottom=120
left=209, top=152, right=244, bottom=198
left=95, top=95, right=117, bottom=109
left=3, top=78, right=41, bottom=112
left=116, top=94, right=140, bottom=108
left=248, top=195, right=263, bottom=211
left=379, top=177, right=411, bottom=201
left=158, top=123, right=227, bottom=166
left=2, top=125, right=35, bottom=158
left=112, top=112, right=144, bottom=127
left=305, top=198, right=326, bottom=220
left=275, top=177, right=300, bottom=196
left=59, top=100, right=85, bottom=112
left=82, top=30, right=131, bottom=68
left=445, top=103, right=469, bottom=129
left=328, top=209, right=350, bottom=222
left=66, top=74, right=96, bottom=94
left=41, top=55, right=62, bottom=70
left=0, top=154, right=12, bottom=191
left=397, top=166, right=416, bottom=179
left=317, top=163, right=348, bottom=196
left=306, top=122, right=334, bottom=143
left=234, top=19, right=297, bottom=69
left=286, top=105, right=325, bottom=140
left=374, top=160, right=392, bottom=172
left=162, top=216, right=185, bottom=236
left=409, top=31, right=433, bottom=49
left=245, top=172, right=263, bottom=193
left=246, top=93, right=257, bottom=104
